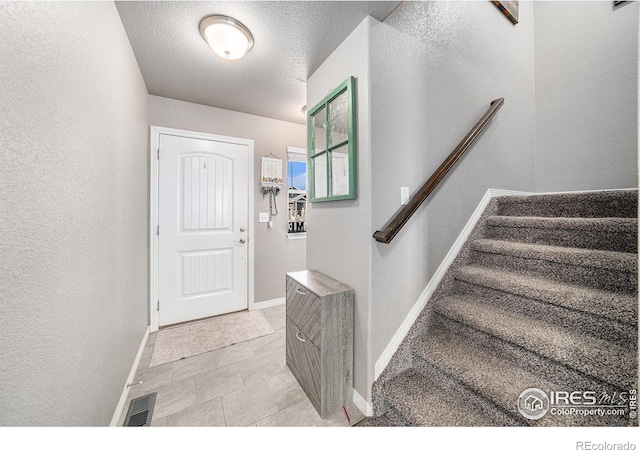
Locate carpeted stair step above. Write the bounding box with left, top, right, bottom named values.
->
left=379, top=369, right=499, bottom=426
left=433, top=311, right=632, bottom=406
left=434, top=295, right=637, bottom=391
left=470, top=239, right=637, bottom=294
left=455, top=266, right=637, bottom=325
left=452, top=266, right=637, bottom=348
left=484, top=216, right=638, bottom=253
left=410, top=330, right=626, bottom=426
left=369, top=190, right=638, bottom=427
left=496, top=190, right=637, bottom=218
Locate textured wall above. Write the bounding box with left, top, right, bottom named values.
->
left=147, top=95, right=307, bottom=304
left=534, top=1, right=638, bottom=192
left=306, top=17, right=375, bottom=402
left=369, top=1, right=536, bottom=379
left=0, top=2, right=149, bottom=425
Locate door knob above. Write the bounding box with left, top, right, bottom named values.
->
left=236, top=238, right=246, bottom=244
left=239, top=227, right=246, bottom=232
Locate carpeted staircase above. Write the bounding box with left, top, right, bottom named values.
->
left=360, top=190, right=638, bottom=427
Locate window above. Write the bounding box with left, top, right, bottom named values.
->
left=287, top=146, right=307, bottom=236
left=307, top=76, right=357, bottom=202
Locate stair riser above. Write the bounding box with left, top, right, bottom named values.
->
left=454, top=280, right=638, bottom=349
left=409, top=356, right=525, bottom=426
left=471, top=251, right=637, bottom=294
left=371, top=304, right=442, bottom=417
left=355, top=416, right=398, bottom=427
left=497, top=193, right=638, bottom=218
left=371, top=343, right=416, bottom=418
left=435, top=313, right=635, bottom=396
left=381, top=377, right=506, bottom=426
left=379, top=402, right=410, bottom=426
left=371, top=381, right=387, bottom=418
left=484, top=226, right=637, bottom=253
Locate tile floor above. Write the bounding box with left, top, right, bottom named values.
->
left=118, top=304, right=365, bottom=427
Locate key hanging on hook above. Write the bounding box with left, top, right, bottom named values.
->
left=268, top=186, right=279, bottom=216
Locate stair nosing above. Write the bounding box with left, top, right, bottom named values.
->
left=471, top=238, right=638, bottom=273
left=454, top=265, right=638, bottom=325
left=486, top=215, right=638, bottom=232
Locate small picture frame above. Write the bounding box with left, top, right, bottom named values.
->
left=492, top=1, right=519, bottom=25
left=261, top=156, right=283, bottom=187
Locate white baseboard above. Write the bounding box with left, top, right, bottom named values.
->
left=520, top=187, right=637, bottom=196
left=353, top=389, right=373, bottom=417
left=110, top=326, right=150, bottom=427
left=251, top=296, right=286, bottom=310
left=374, top=188, right=530, bottom=380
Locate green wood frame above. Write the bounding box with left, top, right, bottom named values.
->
left=307, top=76, right=357, bottom=202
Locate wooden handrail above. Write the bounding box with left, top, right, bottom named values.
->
left=373, top=97, right=505, bottom=244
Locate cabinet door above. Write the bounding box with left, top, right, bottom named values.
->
left=286, top=278, right=321, bottom=348
left=286, top=318, right=321, bottom=408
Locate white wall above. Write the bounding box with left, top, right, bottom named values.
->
left=306, top=17, right=376, bottom=401
left=0, top=2, right=149, bottom=425
left=534, top=1, right=638, bottom=192
left=148, top=95, right=307, bottom=304
left=369, top=1, right=536, bottom=385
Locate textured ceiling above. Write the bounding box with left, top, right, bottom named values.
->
left=115, top=1, right=401, bottom=125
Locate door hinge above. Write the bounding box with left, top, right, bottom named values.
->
left=157, top=301, right=160, bottom=311
left=157, top=148, right=160, bottom=160
left=156, top=225, right=160, bottom=236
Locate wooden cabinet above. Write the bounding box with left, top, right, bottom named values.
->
left=285, top=270, right=353, bottom=418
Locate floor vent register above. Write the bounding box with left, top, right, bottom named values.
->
left=123, top=392, right=156, bottom=427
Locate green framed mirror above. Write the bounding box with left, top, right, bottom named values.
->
left=307, top=76, right=357, bottom=202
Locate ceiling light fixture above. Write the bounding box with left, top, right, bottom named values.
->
left=199, top=15, right=254, bottom=60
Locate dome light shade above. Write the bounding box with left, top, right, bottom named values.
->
left=199, top=15, right=254, bottom=60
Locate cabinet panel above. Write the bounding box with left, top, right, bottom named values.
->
left=286, top=318, right=321, bottom=407
left=286, top=278, right=321, bottom=348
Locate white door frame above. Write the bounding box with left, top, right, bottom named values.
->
left=149, top=126, right=255, bottom=332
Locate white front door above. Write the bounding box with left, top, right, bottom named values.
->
left=158, top=133, right=249, bottom=327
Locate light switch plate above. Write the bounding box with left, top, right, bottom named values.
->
left=259, top=213, right=269, bottom=223
left=401, top=187, right=410, bottom=206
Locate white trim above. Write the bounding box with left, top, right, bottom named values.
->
left=352, top=389, right=373, bottom=417
left=516, top=187, right=636, bottom=196
left=149, top=126, right=255, bottom=332
left=150, top=129, right=160, bottom=332
left=286, top=233, right=307, bottom=240
left=110, top=326, right=150, bottom=427
left=374, top=188, right=530, bottom=380
left=250, top=296, right=286, bottom=311
left=286, top=145, right=306, bottom=155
